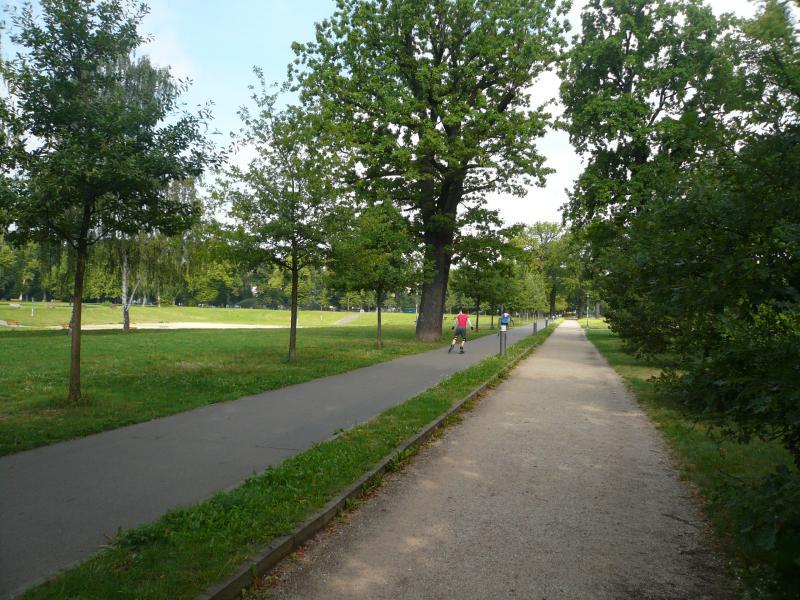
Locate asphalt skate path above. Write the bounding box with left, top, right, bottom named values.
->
left=266, top=321, right=734, bottom=600
left=0, top=320, right=540, bottom=598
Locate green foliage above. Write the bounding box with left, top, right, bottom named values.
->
left=330, top=201, right=417, bottom=345
left=330, top=202, right=416, bottom=299
left=185, top=259, right=236, bottom=306
left=510, top=222, right=580, bottom=314
left=450, top=226, right=520, bottom=317
left=720, top=465, right=800, bottom=593
left=563, top=0, right=800, bottom=465
left=292, top=0, right=570, bottom=338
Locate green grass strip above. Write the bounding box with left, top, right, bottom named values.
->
left=584, top=323, right=798, bottom=597
left=21, top=323, right=558, bottom=599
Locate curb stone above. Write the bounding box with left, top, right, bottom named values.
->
left=196, top=324, right=555, bottom=600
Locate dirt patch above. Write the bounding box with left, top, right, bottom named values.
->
left=46, top=322, right=288, bottom=331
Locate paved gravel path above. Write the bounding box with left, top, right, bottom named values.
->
left=0, top=320, right=541, bottom=598
left=265, top=321, right=735, bottom=600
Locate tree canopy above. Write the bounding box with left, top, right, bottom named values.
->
left=292, top=0, right=570, bottom=340
left=0, top=0, right=213, bottom=401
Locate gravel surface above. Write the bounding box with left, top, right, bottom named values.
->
left=263, top=321, right=736, bottom=600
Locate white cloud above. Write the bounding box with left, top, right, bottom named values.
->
left=139, top=2, right=195, bottom=80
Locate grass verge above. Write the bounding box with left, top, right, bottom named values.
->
left=584, top=322, right=798, bottom=598
left=19, top=322, right=558, bottom=600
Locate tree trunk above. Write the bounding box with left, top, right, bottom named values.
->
left=376, top=288, right=383, bottom=350
left=490, top=304, right=495, bottom=329
left=549, top=285, right=557, bottom=318
left=121, top=251, right=130, bottom=334
left=68, top=244, right=87, bottom=403
left=475, top=298, right=480, bottom=330
left=288, top=262, right=299, bottom=362
left=415, top=236, right=453, bottom=342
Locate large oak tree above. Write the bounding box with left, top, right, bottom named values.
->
left=292, top=0, right=569, bottom=340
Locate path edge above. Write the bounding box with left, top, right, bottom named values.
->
left=196, top=327, right=552, bottom=600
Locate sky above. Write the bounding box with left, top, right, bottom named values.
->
left=5, top=0, right=769, bottom=227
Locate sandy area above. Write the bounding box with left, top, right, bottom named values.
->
left=45, top=322, right=289, bottom=330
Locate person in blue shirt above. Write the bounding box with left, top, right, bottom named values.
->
left=499, top=309, right=514, bottom=328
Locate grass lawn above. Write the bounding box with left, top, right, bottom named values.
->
left=0, top=319, right=500, bottom=456
left=19, top=322, right=558, bottom=600
left=0, top=302, right=534, bottom=329
left=584, top=321, right=799, bottom=597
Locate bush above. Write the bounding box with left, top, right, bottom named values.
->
left=719, top=466, right=800, bottom=595
left=675, top=307, right=800, bottom=466
left=237, top=297, right=265, bottom=309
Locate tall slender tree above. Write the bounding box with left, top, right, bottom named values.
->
left=222, top=81, right=338, bottom=361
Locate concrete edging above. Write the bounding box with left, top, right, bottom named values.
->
left=196, top=326, right=552, bottom=600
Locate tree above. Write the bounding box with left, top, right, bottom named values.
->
left=185, top=258, right=236, bottom=306
left=330, top=201, right=416, bottom=348
left=512, top=222, right=571, bottom=316
left=292, top=0, right=570, bottom=341
left=563, top=0, right=800, bottom=485
left=560, top=0, right=733, bottom=343
left=223, top=82, right=337, bottom=361
left=1, top=0, right=212, bottom=401
left=450, top=227, right=519, bottom=330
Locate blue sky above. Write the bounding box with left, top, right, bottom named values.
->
left=141, top=1, right=337, bottom=140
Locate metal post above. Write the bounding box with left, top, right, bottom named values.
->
left=586, top=293, right=589, bottom=328
left=499, top=324, right=507, bottom=356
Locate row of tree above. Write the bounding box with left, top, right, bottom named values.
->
left=563, top=0, right=799, bottom=586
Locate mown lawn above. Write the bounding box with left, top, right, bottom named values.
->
left=0, top=324, right=443, bottom=455
left=584, top=322, right=799, bottom=597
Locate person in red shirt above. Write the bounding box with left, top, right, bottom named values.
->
left=449, top=308, right=473, bottom=354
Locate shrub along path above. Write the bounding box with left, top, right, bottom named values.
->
left=263, top=321, right=735, bottom=600
left=0, top=320, right=541, bottom=598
